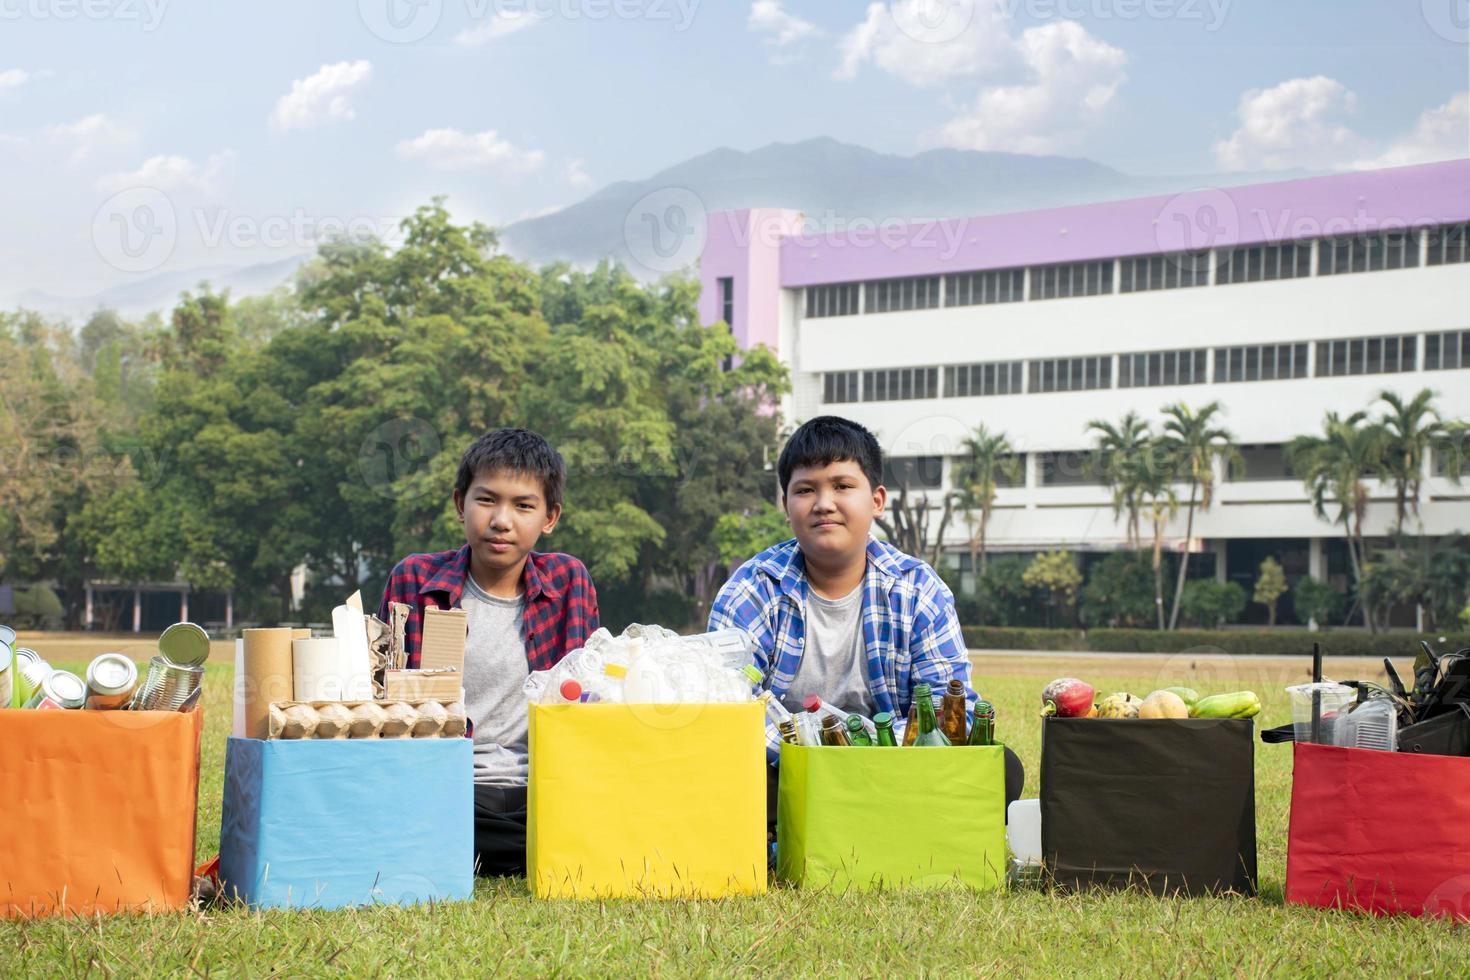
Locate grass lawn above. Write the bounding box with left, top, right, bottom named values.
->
left=4, top=646, right=1467, bottom=976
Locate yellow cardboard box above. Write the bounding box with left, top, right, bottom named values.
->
left=527, top=702, right=767, bottom=899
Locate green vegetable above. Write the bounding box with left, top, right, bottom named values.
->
left=1192, top=691, right=1261, bottom=719
left=1162, top=686, right=1200, bottom=708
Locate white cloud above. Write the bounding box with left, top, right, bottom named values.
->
left=564, top=158, right=593, bottom=189
left=0, top=68, right=30, bottom=92
left=97, top=151, right=235, bottom=195
left=749, top=1, right=822, bottom=60
left=44, top=113, right=138, bottom=164
left=395, top=128, right=545, bottom=174
left=270, top=60, right=373, bottom=132
left=835, top=0, right=1014, bottom=87
left=453, top=10, right=538, bottom=46
left=1213, top=76, right=1365, bottom=172
left=930, top=21, right=1127, bottom=154
left=1351, top=92, right=1469, bottom=170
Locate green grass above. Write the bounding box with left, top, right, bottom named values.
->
left=4, top=657, right=1467, bottom=977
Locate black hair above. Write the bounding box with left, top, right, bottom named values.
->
left=454, top=428, right=565, bottom=511
left=777, top=416, right=883, bottom=495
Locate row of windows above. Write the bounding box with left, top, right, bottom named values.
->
left=820, top=331, right=1467, bottom=403
left=802, top=224, right=1466, bottom=318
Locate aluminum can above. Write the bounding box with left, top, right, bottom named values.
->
left=24, top=669, right=86, bottom=710
left=0, top=642, right=11, bottom=707
left=132, top=656, right=204, bottom=711
left=13, top=648, right=51, bottom=706
left=85, top=652, right=139, bottom=710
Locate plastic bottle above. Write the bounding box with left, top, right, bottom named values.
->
left=801, top=695, right=878, bottom=739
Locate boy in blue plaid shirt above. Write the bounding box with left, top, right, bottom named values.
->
left=708, top=416, right=1023, bottom=824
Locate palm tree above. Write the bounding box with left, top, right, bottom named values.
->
left=1088, top=412, right=1151, bottom=551
left=952, top=425, right=1022, bottom=577
left=1134, top=436, right=1179, bottom=631
left=1161, top=402, right=1238, bottom=630
left=1377, top=388, right=1444, bottom=544
left=1287, top=411, right=1388, bottom=631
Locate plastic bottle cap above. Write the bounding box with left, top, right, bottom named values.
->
left=803, top=695, right=822, bottom=713
left=603, top=663, right=628, bottom=679
left=560, top=679, right=582, bottom=701
left=741, top=665, right=763, bottom=684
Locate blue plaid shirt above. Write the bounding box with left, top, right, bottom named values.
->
left=708, top=536, right=974, bottom=763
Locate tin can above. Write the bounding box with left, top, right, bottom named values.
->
left=158, top=621, right=210, bottom=667
left=132, top=655, right=204, bottom=711
left=0, top=642, right=11, bottom=707
left=13, top=648, right=51, bottom=707
left=85, top=652, right=139, bottom=710
left=24, top=669, right=86, bottom=710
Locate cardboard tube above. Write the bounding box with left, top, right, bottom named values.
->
left=242, top=628, right=296, bottom=740
left=292, top=637, right=346, bottom=702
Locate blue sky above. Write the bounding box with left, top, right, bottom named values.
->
left=1, top=0, right=1466, bottom=300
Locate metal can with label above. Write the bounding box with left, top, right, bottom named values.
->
left=13, top=648, right=51, bottom=707
left=24, top=669, right=86, bottom=710
left=0, top=641, right=11, bottom=707
left=85, top=653, right=139, bottom=710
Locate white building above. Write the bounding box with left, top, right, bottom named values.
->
left=697, top=160, right=1470, bottom=622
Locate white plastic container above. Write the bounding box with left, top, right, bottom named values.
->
left=1340, top=698, right=1397, bottom=752
left=1285, top=682, right=1356, bottom=745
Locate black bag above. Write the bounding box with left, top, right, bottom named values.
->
left=1397, top=703, right=1470, bottom=756
left=1040, top=717, right=1257, bottom=897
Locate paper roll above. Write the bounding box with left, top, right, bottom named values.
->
left=331, top=603, right=375, bottom=701
left=292, top=637, right=346, bottom=702
left=232, top=639, right=246, bottom=739
left=242, top=628, right=296, bottom=740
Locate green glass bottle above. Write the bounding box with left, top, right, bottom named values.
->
left=967, top=700, right=996, bottom=746
left=910, top=682, right=951, bottom=747
left=939, top=678, right=968, bottom=744
left=819, top=713, right=851, bottom=746
left=845, top=714, right=873, bottom=746
left=873, top=711, right=898, bottom=747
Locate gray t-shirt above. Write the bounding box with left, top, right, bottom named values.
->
left=782, top=583, right=878, bottom=717
left=461, top=576, right=531, bottom=787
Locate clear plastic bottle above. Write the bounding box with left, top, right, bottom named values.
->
left=1342, top=698, right=1397, bottom=751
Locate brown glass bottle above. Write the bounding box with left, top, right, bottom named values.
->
left=819, top=713, right=851, bottom=746
left=940, top=678, right=968, bottom=744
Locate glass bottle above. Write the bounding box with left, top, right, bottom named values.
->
left=939, top=678, right=968, bottom=744
left=778, top=719, right=800, bottom=744
left=910, top=682, right=952, bottom=747
left=967, top=700, right=996, bottom=746
left=873, top=710, right=898, bottom=747
left=902, top=701, right=919, bottom=746
left=845, top=714, right=873, bottom=746
left=820, top=713, right=852, bottom=746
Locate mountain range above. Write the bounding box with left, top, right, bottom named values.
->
left=13, top=138, right=1312, bottom=319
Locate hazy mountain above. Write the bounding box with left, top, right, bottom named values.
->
left=498, top=136, right=1311, bottom=271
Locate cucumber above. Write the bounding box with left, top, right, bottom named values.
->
left=1193, top=691, right=1261, bottom=719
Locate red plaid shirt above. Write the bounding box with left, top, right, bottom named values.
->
left=379, top=545, right=599, bottom=670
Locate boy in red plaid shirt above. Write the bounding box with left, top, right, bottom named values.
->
left=380, top=428, right=598, bottom=876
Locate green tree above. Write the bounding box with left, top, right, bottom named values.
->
left=1253, top=556, right=1289, bottom=626
left=1294, top=576, right=1345, bottom=630
left=1376, top=389, right=1448, bottom=545
left=1288, top=412, right=1388, bottom=631
left=1022, top=550, right=1082, bottom=626
left=1136, top=437, right=1179, bottom=630
left=1080, top=551, right=1156, bottom=628
left=1178, top=580, right=1247, bottom=629
left=952, top=425, right=1021, bottom=576
left=713, top=501, right=790, bottom=567
left=1161, top=401, right=1237, bottom=630
left=1088, top=411, right=1151, bottom=550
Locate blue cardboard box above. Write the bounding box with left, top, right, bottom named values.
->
left=220, top=736, right=474, bottom=909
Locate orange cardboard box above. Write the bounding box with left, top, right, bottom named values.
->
left=0, top=709, right=203, bottom=918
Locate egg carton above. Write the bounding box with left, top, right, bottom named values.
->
left=266, top=699, right=468, bottom=740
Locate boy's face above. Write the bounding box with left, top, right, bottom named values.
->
left=454, top=467, right=561, bottom=579
left=782, top=459, right=886, bottom=568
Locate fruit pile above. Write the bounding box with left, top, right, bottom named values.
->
left=1040, top=678, right=1261, bottom=720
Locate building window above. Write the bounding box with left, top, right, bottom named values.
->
left=945, top=360, right=1024, bottom=397
left=945, top=268, right=1025, bottom=307
left=1118, top=348, right=1208, bottom=388
left=952, top=452, right=1026, bottom=488
left=1427, top=222, right=1470, bottom=266
left=1228, top=444, right=1293, bottom=482
left=883, top=456, right=944, bottom=491
left=1425, top=330, right=1470, bottom=371
left=1217, top=242, right=1312, bottom=285
left=1027, top=356, right=1112, bottom=393
left=1314, top=335, right=1418, bottom=377
left=1119, top=252, right=1211, bottom=293
left=1029, top=260, right=1114, bottom=300
left=822, top=371, right=860, bottom=404
left=805, top=283, right=859, bottom=318
left=717, top=276, right=734, bottom=326
left=1318, top=230, right=1420, bottom=276
left=865, top=276, right=941, bottom=314
left=1212, top=342, right=1309, bottom=383
left=862, top=366, right=940, bottom=402
left=1037, top=451, right=1106, bottom=487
